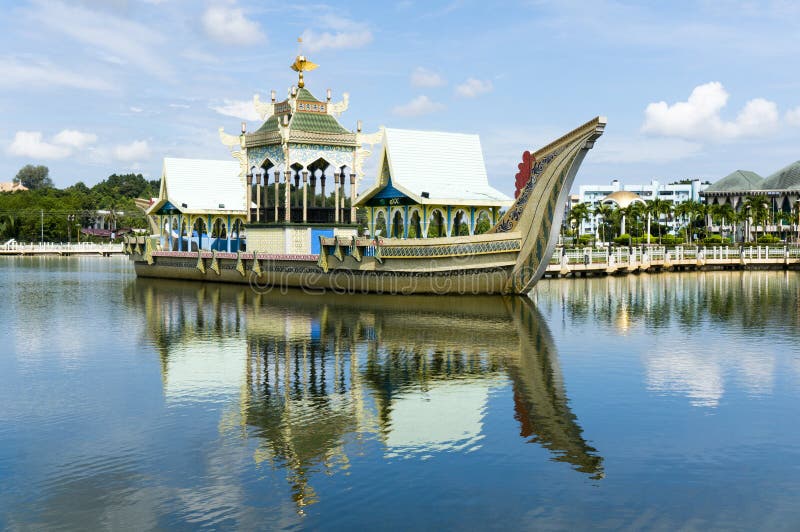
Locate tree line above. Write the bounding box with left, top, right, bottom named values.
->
left=565, top=196, right=800, bottom=246
left=1, top=165, right=159, bottom=243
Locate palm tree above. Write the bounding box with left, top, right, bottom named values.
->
left=710, top=204, right=735, bottom=241
left=611, top=205, right=627, bottom=237
left=0, top=214, right=19, bottom=241
left=674, top=200, right=705, bottom=244
left=647, top=198, right=670, bottom=244
left=742, top=195, right=769, bottom=241
left=794, top=200, right=800, bottom=243
left=674, top=201, right=694, bottom=243
left=593, top=203, right=614, bottom=244
left=627, top=202, right=646, bottom=238
left=567, top=203, right=591, bottom=239
left=694, top=202, right=709, bottom=241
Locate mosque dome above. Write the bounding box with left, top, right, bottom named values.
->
left=761, top=161, right=800, bottom=191
left=704, top=170, right=763, bottom=192
left=601, top=190, right=646, bottom=209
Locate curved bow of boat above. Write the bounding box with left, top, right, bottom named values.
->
left=491, top=117, right=606, bottom=294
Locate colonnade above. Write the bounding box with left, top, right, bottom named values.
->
left=160, top=213, right=247, bottom=252
left=365, top=205, right=499, bottom=239
left=247, top=166, right=357, bottom=225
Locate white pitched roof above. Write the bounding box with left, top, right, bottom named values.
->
left=378, top=128, right=511, bottom=205
left=159, top=158, right=245, bottom=213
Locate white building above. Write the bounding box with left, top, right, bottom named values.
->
left=574, top=179, right=708, bottom=235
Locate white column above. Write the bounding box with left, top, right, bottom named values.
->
left=334, top=172, right=340, bottom=223
left=274, top=170, right=280, bottom=223
left=247, top=173, right=253, bottom=223
left=302, top=171, right=309, bottom=223
left=255, top=173, right=261, bottom=223
left=284, top=171, right=291, bottom=223
left=350, top=173, right=357, bottom=224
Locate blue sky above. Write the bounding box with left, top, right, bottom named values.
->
left=1, top=0, right=799, bottom=196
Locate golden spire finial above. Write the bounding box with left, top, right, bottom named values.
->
left=291, top=37, right=318, bottom=88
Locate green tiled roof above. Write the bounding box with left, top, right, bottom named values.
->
left=296, top=87, right=320, bottom=102
left=255, top=114, right=279, bottom=134
left=290, top=111, right=351, bottom=135
left=705, top=170, right=763, bottom=192
left=247, top=87, right=352, bottom=145
left=761, top=161, right=800, bottom=191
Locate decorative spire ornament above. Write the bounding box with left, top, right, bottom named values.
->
left=290, top=37, right=318, bottom=88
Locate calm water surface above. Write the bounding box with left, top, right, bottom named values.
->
left=2, top=257, right=800, bottom=530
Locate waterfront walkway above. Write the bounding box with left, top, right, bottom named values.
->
left=546, top=245, right=800, bottom=277
left=0, top=242, right=123, bottom=256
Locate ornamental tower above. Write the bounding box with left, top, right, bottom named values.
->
left=218, top=52, right=383, bottom=226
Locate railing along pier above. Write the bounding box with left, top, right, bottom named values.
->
left=0, top=242, right=124, bottom=256
left=546, top=245, right=800, bottom=278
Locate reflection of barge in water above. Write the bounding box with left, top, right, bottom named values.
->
left=125, top=54, right=605, bottom=295
left=132, top=280, right=603, bottom=508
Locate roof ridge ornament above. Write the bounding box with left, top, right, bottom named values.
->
left=291, top=38, right=318, bottom=88
left=327, top=92, right=349, bottom=117
left=253, top=94, right=274, bottom=120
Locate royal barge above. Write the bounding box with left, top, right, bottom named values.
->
left=125, top=54, right=605, bottom=295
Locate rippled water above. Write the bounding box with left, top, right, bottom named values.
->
left=2, top=257, right=800, bottom=530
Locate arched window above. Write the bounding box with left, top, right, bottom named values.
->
left=374, top=211, right=387, bottom=237
left=392, top=210, right=404, bottom=238
left=429, top=209, right=445, bottom=237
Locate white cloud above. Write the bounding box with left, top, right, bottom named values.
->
left=0, top=57, right=113, bottom=91
left=642, top=82, right=779, bottom=141
left=392, top=95, right=445, bottom=117
left=52, top=130, right=98, bottom=149
left=113, top=140, right=150, bottom=161
left=7, top=129, right=98, bottom=159
left=28, top=0, right=173, bottom=81
left=8, top=131, right=72, bottom=159
left=301, top=15, right=373, bottom=52
left=786, top=106, right=800, bottom=127
left=455, top=78, right=493, bottom=98
left=202, top=4, right=264, bottom=46
left=411, top=67, right=446, bottom=88
left=210, top=99, right=260, bottom=121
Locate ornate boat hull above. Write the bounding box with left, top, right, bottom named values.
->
left=127, top=117, right=606, bottom=295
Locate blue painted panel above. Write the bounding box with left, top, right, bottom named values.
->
left=373, top=177, right=408, bottom=199
left=154, top=201, right=181, bottom=215
left=311, top=228, right=334, bottom=254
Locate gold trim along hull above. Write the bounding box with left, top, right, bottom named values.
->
left=127, top=117, right=606, bottom=295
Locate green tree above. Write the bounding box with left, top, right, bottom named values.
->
left=674, top=200, right=704, bottom=243
left=627, top=202, right=646, bottom=237
left=742, top=195, right=769, bottom=241
left=593, top=203, right=614, bottom=243
left=0, top=214, right=20, bottom=241
left=14, top=165, right=53, bottom=190
left=567, top=203, right=591, bottom=238
left=709, top=203, right=735, bottom=241
left=613, top=205, right=630, bottom=239
left=793, top=200, right=800, bottom=243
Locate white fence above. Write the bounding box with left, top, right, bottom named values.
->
left=551, top=245, right=800, bottom=267
left=1, top=241, right=123, bottom=253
